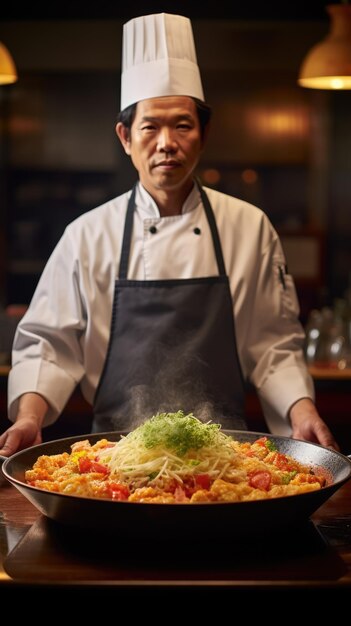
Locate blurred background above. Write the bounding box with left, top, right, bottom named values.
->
left=0, top=2, right=351, bottom=337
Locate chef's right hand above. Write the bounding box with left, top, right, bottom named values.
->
left=0, top=417, right=42, bottom=457
left=0, top=392, right=48, bottom=456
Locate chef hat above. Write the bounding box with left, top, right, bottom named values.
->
left=120, top=13, right=205, bottom=110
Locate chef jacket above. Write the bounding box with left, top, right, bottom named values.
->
left=8, top=182, right=314, bottom=436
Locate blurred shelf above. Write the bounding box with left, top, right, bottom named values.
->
left=308, top=365, right=351, bottom=380
left=1, top=364, right=351, bottom=379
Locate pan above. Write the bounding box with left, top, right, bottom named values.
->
left=1, top=430, right=351, bottom=538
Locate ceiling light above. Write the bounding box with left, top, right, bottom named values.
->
left=298, top=3, right=351, bottom=90
left=0, top=41, right=18, bottom=85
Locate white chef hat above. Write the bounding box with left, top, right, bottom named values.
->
left=120, top=12, right=205, bottom=111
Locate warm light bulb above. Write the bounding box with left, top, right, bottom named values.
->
left=299, top=75, right=351, bottom=89
left=0, top=42, right=18, bottom=85
left=298, top=4, right=351, bottom=90
left=330, top=77, right=349, bottom=88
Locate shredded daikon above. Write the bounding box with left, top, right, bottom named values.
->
left=97, top=411, right=245, bottom=489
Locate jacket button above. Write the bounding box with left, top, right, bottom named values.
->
left=193, top=227, right=201, bottom=235
left=149, top=225, right=157, bottom=234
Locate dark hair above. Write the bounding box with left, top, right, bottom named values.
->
left=118, top=98, right=212, bottom=140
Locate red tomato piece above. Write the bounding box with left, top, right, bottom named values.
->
left=254, top=437, right=269, bottom=447
left=78, top=457, right=109, bottom=474
left=272, top=452, right=294, bottom=472
left=108, top=482, right=130, bottom=501
left=248, top=470, right=271, bottom=491
left=195, top=474, right=211, bottom=490
left=78, top=457, right=93, bottom=473
left=90, top=461, right=109, bottom=474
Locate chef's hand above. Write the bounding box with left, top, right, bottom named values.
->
left=0, top=417, right=42, bottom=457
left=289, top=397, right=340, bottom=451
left=0, top=392, right=48, bottom=456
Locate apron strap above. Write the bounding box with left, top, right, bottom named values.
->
left=119, top=180, right=227, bottom=279
left=119, top=184, right=137, bottom=279
left=196, top=180, right=226, bottom=276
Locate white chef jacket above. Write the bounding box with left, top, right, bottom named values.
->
left=8, top=182, right=314, bottom=435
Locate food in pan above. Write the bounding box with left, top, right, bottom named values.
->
left=25, top=411, right=327, bottom=503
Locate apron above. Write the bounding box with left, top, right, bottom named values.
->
left=93, top=182, right=247, bottom=432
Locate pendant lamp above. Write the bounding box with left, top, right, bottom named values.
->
left=0, top=41, right=18, bottom=85
left=298, top=3, right=351, bottom=89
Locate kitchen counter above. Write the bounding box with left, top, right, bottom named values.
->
left=0, top=476, right=351, bottom=601
left=308, top=365, right=351, bottom=380
left=2, top=364, right=351, bottom=379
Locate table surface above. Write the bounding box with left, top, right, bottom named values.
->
left=1, top=475, right=351, bottom=593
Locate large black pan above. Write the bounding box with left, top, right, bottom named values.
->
left=1, top=430, right=351, bottom=538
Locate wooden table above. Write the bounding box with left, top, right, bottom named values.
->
left=1, top=475, right=351, bottom=604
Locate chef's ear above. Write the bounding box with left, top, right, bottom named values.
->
left=116, top=122, right=131, bottom=155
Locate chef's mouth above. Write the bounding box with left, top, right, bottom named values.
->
left=153, top=160, right=181, bottom=168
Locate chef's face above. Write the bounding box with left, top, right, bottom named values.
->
left=116, top=96, right=206, bottom=197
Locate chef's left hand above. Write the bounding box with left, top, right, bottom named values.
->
left=289, top=397, right=340, bottom=451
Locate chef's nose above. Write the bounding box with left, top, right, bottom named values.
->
left=157, top=127, right=177, bottom=153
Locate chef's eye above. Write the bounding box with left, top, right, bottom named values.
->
left=140, top=123, right=156, bottom=131
left=177, top=122, right=192, bottom=130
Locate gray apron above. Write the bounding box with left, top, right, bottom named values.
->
left=93, top=182, right=247, bottom=432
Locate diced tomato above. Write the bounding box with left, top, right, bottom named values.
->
left=90, top=461, right=109, bottom=474
left=107, top=482, right=130, bottom=501
left=271, top=452, right=295, bottom=472
left=78, top=457, right=93, bottom=473
left=248, top=470, right=271, bottom=491
left=180, top=474, right=211, bottom=497
left=182, top=479, right=196, bottom=497
left=78, top=457, right=109, bottom=475
left=195, top=474, right=211, bottom=490
left=254, top=437, right=269, bottom=447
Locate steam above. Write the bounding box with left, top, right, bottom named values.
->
left=110, top=339, right=246, bottom=431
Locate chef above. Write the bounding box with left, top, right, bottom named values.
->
left=0, top=13, right=338, bottom=456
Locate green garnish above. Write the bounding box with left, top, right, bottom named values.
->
left=265, top=439, right=277, bottom=452
left=281, top=470, right=297, bottom=484
left=127, top=411, right=223, bottom=456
